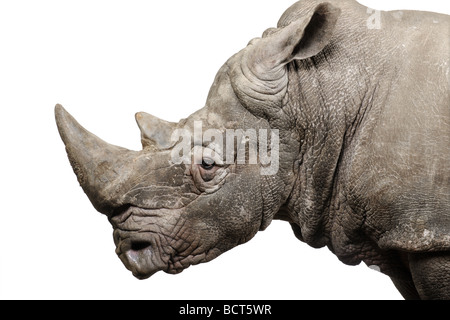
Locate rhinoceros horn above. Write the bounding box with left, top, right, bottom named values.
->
left=55, top=104, right=140, bottom=215
left=135, top=112, right=177, bottom=150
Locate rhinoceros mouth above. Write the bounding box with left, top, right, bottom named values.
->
left=110, top=206, right=218, bottom=279
left=122, top=244, right=157, bottom=279
left=114, top=231, right=168, bottom=279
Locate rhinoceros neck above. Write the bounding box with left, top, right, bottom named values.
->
left=280, top=4, right=398, bottom=249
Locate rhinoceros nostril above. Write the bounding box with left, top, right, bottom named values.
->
left=130, top=241, right=152, bottom=252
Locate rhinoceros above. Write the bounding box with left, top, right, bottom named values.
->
left=55, top=0, right=449, bottom=299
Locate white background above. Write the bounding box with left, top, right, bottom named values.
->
left=0, top=0, right=448, bottom=300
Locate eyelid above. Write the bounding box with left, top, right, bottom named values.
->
left=193, top=146, right=224, bottom=165
left=202, top=157, right=215, bottom=166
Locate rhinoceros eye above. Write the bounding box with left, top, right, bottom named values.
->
left=201, top=158, right=215, bottom=170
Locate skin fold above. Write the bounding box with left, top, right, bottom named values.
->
left=55, top=0, right=449, bottom=299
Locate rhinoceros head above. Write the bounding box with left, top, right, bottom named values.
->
left=55, top=3, right=340, bottom=279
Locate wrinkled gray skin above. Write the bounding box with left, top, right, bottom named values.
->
left=55, top=0, right=450, bottom=299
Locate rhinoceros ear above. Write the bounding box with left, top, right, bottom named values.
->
left=135, top=112, right=177, bottom=150
left=250, top=3, right=341, bottom=72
